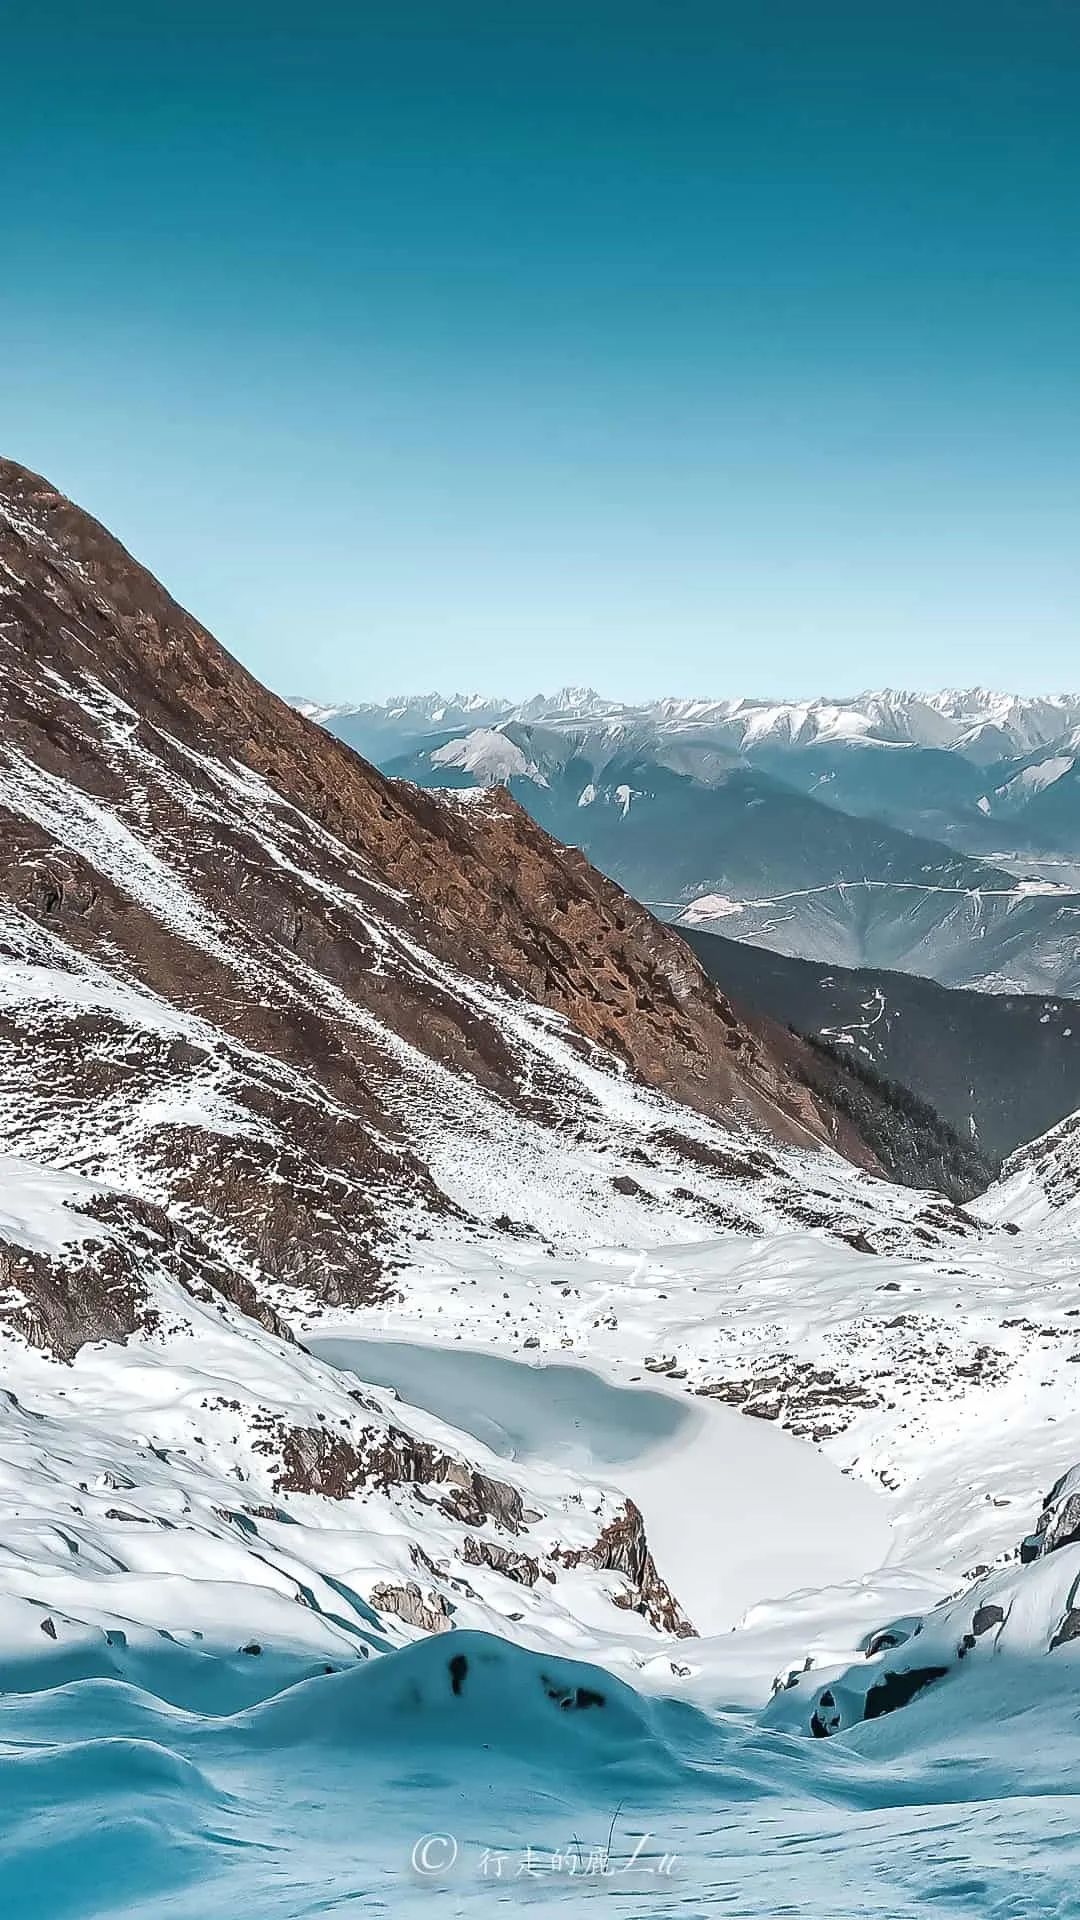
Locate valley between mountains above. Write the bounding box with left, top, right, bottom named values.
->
left=4, top=458, right=1080, bottom=1916
left=312, top=686, right=1080, bottom=995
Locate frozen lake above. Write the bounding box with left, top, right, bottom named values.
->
left=312, top=1334, right=893, bottom=1635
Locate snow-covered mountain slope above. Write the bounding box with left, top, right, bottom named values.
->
left=420, top=742, right=1080, bottom=993
left=9, top=1603, right=1080, bottom=1919
left=7, top=1099, right=1080, bottom=1919
left=770, top=1461, right=1080, bottom=1741
left=10, top=1141, right=1080, bottom=1920
left=8, top=469, right=1080, bottom=1914
left=978, top=1104, right=1080, bottom=1232
left=980, top=727, right=1080, bottom=815
left=322, top=1173, right=1080, bottom=1590
left=0, top=1154, right=694, bottom=1685
left=674, top=867, right=1080, bottom=994
left=979, top=733, right=1080, bottom=857
left=0, top=455, right=1019, bottom=1658
left=4, top=453, right=919, bottom=1299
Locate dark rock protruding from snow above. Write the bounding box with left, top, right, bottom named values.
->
left=1021, top=1465, right=1080, bottom=1563
left=773, top=1464, right=1080, bottom=1739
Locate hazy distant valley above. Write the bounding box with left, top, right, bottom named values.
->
left=302, top=687, right=1080, bottom=994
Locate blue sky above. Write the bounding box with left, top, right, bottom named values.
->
left=1, top=1, right=1077, bottom=701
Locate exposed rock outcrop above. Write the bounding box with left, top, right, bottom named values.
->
left=1021, top=1463, right=1080, bottom=1562
left=554, top=1498, right=694, bottom=1636
left=263, top=1416, right=526, bottom=1535
left=369, top=1582, right=454, bottom=1634
left=0, top=1172, right=289, bottom=1361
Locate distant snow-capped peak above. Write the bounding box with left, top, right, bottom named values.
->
left=293, top=688, right=1080, bottom=763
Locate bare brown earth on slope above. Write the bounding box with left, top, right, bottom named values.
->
left=0, top=455, right=872, bottom=1166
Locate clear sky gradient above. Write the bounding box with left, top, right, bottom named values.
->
left=2, top=1, right=1077, bottom=701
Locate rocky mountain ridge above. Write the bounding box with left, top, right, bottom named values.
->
left=2, top=453, right=913, bottom=1322
left=300, top=686, right=1080, bottom=764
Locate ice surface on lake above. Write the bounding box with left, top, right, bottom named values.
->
left=311, top=1336, right=692, bottom=1467
left=312, top=1337, right=892, bottom=1635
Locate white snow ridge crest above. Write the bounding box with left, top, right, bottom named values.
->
left=3, top=459, right=1080, bottom=1916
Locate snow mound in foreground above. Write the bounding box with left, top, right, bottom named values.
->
left=6, top=1618, right=1080, bottom=1919
left=244, top=1628, right=710, bottom=1775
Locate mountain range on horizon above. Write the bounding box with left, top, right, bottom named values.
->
left=295, top=684, right=1080, bottom=763
left=298, top=684, right=1080, bottom=1000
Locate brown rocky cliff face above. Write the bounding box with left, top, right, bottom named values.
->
left=0, top=1185, right=291, bottom=1362
left=0, top=455, right=872, bottom=1166
left=552, top=1498, right=693, bottom=1636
